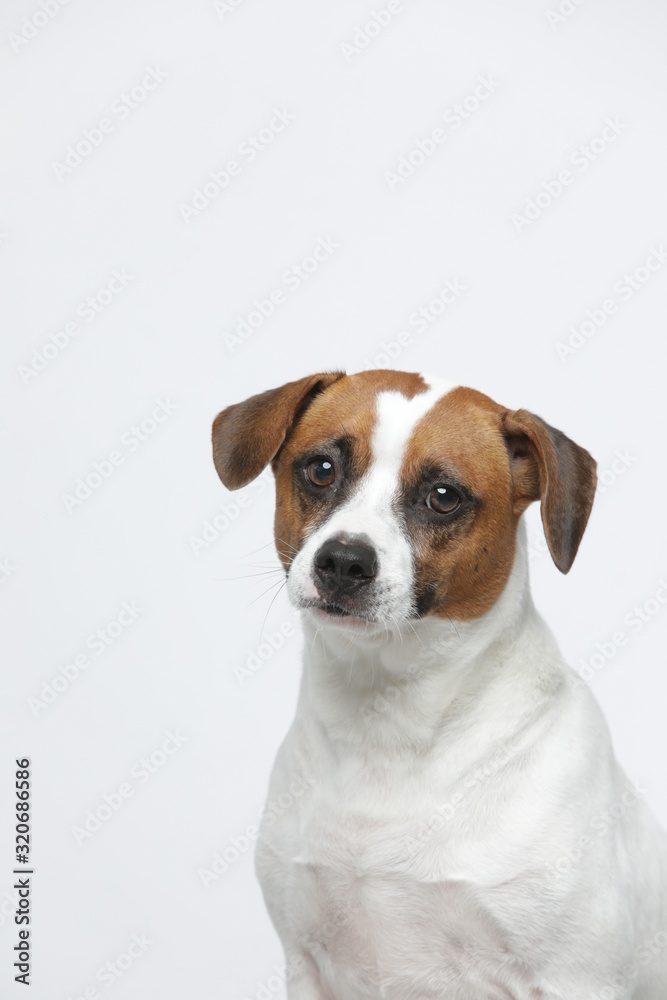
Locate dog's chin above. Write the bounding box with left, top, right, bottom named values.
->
left=287, top=578, right=410, bottom=636
left=307, top=603, right=375, bottom=631
left=298, top=598, right=385, bottom=634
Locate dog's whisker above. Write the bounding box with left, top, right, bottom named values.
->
left=214, top=568, right=285, bottom=583
left=404, top=618, right=423, bottom=646
left=274, top=535, right=300, bottom=555
left=333, top=639, right=355, bottom=669
left=310, top=627, right=322, bottom=653
left=391, top=614, right=406, bottom=645
left=346, top=649, right=355, bottom=691
left=245, top=576, right=287, bottom=608
left=258, top=578, right=288, bottom=640
left=242, top=537, right=283, bottom=558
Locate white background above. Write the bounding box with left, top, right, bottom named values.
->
left=1, top=0, right=666, bottom=997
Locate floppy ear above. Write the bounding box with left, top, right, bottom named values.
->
left=212, top=371, right=345, bottom=489
left=502, top=409, right=597, bottom=574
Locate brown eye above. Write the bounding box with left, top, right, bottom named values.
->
left=306, top=458, right=335, bottom=487
left=427, top=484, right=461, bottom=514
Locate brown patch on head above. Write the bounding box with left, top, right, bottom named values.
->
left=401, top=388, right=515, bottom=621
left=272, top=370, right=429, bottom=568
left=399, top=386, right=597, bottom=622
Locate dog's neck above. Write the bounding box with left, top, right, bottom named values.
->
left=296, top=522, right=564, bottom=754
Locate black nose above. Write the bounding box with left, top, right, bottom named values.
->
left=313, top=534, right=378, bottom=593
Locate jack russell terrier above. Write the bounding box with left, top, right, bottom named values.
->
left=212, top=370, right=667, bottom=1000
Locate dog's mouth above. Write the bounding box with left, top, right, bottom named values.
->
left=308, top=600, right=376, bottom=629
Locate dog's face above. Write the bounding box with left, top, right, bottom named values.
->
left=213, top=371, right=596, bottom=630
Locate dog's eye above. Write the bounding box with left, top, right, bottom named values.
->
left=306, top=458, right=335, bottom=487
left=427, top=485, right=461, bottom=514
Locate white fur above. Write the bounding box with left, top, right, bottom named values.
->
left=256, top=379, right=667, bottom=1000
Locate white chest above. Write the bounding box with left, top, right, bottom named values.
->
left=255, top=754, right=542, bottom=1000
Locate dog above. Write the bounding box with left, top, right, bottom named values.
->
left=212, top=370, right=667, bottom=1000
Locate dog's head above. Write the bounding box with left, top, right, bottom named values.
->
left=212, top=371, right=596, bottom=631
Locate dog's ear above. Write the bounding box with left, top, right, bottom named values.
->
left=212, top=371, right=345, bottom=489
left=502, top=409, right=597, bottom=574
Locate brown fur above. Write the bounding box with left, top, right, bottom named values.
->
left=401, top=388, right=518, bottom=621
left=402, top=388, right=597, bottom=620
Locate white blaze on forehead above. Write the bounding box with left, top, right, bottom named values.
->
left=369, top=375, right=457, bottom=496
left=286, top=373, right=458, bottom=617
